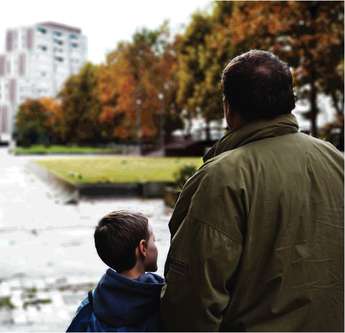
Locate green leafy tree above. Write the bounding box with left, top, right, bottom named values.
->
left=176, top=3, right=234, bottom=140
left=58, top=63, right=103, bottom=144
left=15, top=99, right=54, bottom=146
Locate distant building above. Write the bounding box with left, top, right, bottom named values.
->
left=0, top=22, right=87, bottom=142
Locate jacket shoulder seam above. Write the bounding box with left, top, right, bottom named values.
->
left=192, top=215, right=241, bottom=244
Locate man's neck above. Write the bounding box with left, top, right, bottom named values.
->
left=226, top=110, right=244, bottom=132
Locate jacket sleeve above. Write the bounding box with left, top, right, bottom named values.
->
left=161, top=168, right=244, bottom=331
left=161, top=217, right=242, bottom=331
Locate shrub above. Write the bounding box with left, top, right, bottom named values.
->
left=174, top=164, right=198, bottom=189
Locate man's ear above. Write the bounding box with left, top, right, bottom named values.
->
left=138, top=239, right=147, bottom=258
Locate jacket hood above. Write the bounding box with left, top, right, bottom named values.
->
left=203, top=113, right=299, bottom=162
left=93, top=269, right=164, bottom=327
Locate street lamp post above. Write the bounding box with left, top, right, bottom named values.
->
left=136, top=99, right=142, bottom=155
left=158, top=93, right=164, bottom=152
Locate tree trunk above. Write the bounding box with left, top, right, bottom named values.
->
left=307, top=4, right=319, bottom=138
left=184, top=111, right=192, bottom=139
left=309, top=70, right=318, bottom=137
left=205, top=120, right=211, bottom=141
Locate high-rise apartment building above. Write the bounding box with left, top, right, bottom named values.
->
left=0, top=22, right=87, bottom=141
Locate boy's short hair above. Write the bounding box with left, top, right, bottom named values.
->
left=94, top=211, right=150, bottom=273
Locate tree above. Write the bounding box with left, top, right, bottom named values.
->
left=15, top=98, right=60, bottom=146
left=230, top=1, right=344, bottom=137
left=99, top=23, right=183, bottom=144
left=39, top=97, right=63, bottom=142
left=154, top=37, right=184, bottom=143
left=58, top=63, right=104, bottom=144
left=98, top=59, right=134, bottom=141
left=175, top=2, right=234, bottom=140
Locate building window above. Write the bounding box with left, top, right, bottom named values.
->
left=6, top=61, right=11, bottom=74
left=37, top=27, right=47, bottom=34
left=53, top=31, right=62, bottom=37
left=54, top=39, right=63, bottom=46
left=39, top=45, right=48, bottom=51
left=69, top=34, right=78, bottom=40
left=71, top=43, right=78, bottom=48
left=55, top=56, right=64, bottom=62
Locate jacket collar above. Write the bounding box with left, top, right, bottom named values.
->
left=203, top=113, right=299, bottom=162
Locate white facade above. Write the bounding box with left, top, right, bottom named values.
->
left=0, top=22, right=87, bottom=141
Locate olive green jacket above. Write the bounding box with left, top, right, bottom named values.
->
left=160, top=114, right=344, bottom=332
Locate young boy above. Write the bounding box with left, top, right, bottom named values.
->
left=66, top=211, right=164, bottom=332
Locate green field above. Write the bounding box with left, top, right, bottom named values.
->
left=15, top=145, right=122, bottom=155
left=36, top=156, right=203, bottom=185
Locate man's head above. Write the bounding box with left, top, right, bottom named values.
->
left=94, top=211, right=158, bottom=273
left=221, top=50, right=295, bottom=128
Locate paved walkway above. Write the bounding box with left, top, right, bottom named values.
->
left=0, top=148, right=171, bottom=331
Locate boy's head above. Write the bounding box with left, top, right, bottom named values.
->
left=94, top=211, right=158, bottom=273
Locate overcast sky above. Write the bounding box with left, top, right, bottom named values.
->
left=0, top=0, right=211, bottom=64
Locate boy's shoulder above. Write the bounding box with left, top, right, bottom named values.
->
left=66, top=270, right=165, bottom=332
left=135, top=272, right=165, bottom=284
left=102, top=269, right=164, bottom=289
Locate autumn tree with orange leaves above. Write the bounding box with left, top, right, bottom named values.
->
left=98, top=23, right=183, bottom=144
left=15, top=2, right=343, bottom=148
left=229, top=1, right=344, bottom=137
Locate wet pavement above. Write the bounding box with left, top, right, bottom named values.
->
left=0, top=148, right=172, bottom=331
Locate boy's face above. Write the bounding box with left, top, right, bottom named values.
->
left=143, top=223, right=158, bottom=272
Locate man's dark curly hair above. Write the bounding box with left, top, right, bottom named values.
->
left=221, top=50, right=295, bottom=122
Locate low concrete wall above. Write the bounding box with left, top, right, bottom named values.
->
left=28, top=162, right=79, bottom=204
left=76, top=182, right=170, bottom=198
left=78, top=183, right=141, bottom=197
left=163, top=186, right=181, bottom=208
left=79, top=182, right=171, bottom=198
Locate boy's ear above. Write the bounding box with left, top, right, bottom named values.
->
left=138, top=239, right=147, bottom=258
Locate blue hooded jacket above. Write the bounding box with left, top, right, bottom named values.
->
left=66, top=269, right=165, bottom=332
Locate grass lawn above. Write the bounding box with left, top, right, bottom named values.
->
left=15, top=145, right=122, bottom=155
left=36, top=156, right=203, bottom=185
